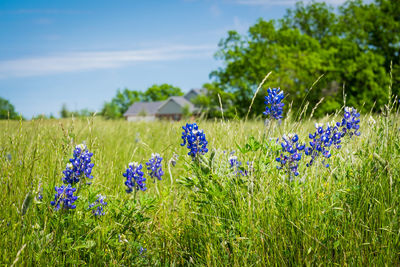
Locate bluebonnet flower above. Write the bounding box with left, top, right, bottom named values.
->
left=263, top=88, right=285, bottom=120
left=146, top=153, right=164, bottom=181
left=171, top=153, right=179, bottom=167
left=139, top=247, right=147, bottom=255
left=123, top=162, right=147, bottom=193
left=276, top=133, right=305, bottom=180
left=135, top=133, right=141, bottom=143
left=246, top=161, right=254, bottom=175
left=180, top=123, right=208, bottom=160
left=50, top=184, right=78, bottom=211
left=305, top=123, right=342, bottom=167
left=337, top=107, right=361, bottom=138
left=36, top=182, right=43, bottom=201
left=88, top=194, right=107, bottom=216
left=228, top=152, right=247, bottom=176
left=62, top=144, right=94, bottom=185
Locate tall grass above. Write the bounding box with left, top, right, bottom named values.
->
left=0, top=109, right=399, bottom=265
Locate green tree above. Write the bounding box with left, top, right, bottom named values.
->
left=113, top=88, right=143, bottom=114
left=101, top=88, right=143, bottom=119
left=143, top=84, right=183, bottom=102
left=60, top=104, right=70, bottom=118
left=101, top=101, right=123, bottom=119
left=191, top=82, right=236, bottom=119
left=209, top=0, right=393, bottom=118
left=0, top=97, right=20, bottom=120
left=32, top=114, right=48, bottom=120
left=60, top=104, right=95, bottom=119
left=282, top=1, right=337, bottom=41
left=181, top=104, right=191, bottom=119
left=338, top=0, right=399, bottom=97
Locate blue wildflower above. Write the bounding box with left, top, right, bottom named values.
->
left=123, top=162, right=147, bottom=193
left=135, top=133, right=140, bottom=143
left=180, top=123, right=208, bottom=160
left=88, top=194, right=107, bottom=216
left=62, top=144, right=94, bottom=185
left=228, top=152, right=247, bottom=176
left=246, top=161, right=254, bottom=175
left=146, top=153, right=164, bottom=181
left=140, top=247, right=147, bottom=255
left=36, top=182, right=43, bottom=201
left=50, top=184, right=78, bottom=211
left=337, top=107, right=361, bottom=138
left=118, top=234, right=128, bottom=243
left=171, top=153, right=179, bottom=167
left=263, top=88, right=285, bottom=120
left=276, top=133, right=305, bottom=180
left=305, top=123, right=342, bottom=167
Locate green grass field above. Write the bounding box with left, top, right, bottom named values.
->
left=1, top=108, right=400, bottom=265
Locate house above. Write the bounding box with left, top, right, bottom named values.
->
left=123, top=88, right=204, bottom=121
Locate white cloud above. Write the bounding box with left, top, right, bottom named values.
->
left=233, top=16, right=250, bottom=33
left=235, top=0, right=348, bottom=6
left=0, top=9, right=87, bottom=15
left=33, top=18, right=53, bottom=25
left=210, top=4, right=222, bottom=17
left=0, top=45, right=215, bottom=79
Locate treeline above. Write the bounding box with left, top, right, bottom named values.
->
left=60, top=104, right=95, bottom=119
left=100, top=84, right=183, bottom=119
left=198, top=0, right=399, bottom=118
left=0, top=97, right=22, bottom=120
left=58, top=83, right=182, bottom=119
left=0, top=83, right=183, bottom=120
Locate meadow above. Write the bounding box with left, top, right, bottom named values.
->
left=1, top=102, right=400, bottom=265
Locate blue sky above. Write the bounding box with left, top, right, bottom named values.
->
left=0, top=0, right=349, bottom=118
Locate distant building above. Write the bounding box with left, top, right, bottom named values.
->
left=123, top=88, right=205, bottom=121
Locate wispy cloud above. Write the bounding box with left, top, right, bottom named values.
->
left=233, top=16, right=250, bottom=33
left=0, top=9, right=88, bottom=15
left=210, top=4, right=222, bottom=17
left=0, top=45, right=215, bottom=79
left=235, top=0, right=348, bottom=6
left=33, top=18, right=53, bottom=25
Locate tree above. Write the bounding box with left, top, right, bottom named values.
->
left=181, top=104, right=191, bottom=119
left=60, top=103, right=70, bottom=118
left=0, top=97, right=20, bottom=120
left=32, top=114, right=48, bottom=120
left=113, top=88, right=143, bottom=114
left=208, top=0, right=394, bottom=118
left=191, top=82, right=236, bottom=119
left=143, top=84, right=183, bottom=102
left=60, top=104, right=95, bottom=119
left=77, top=108, right=95, bottom=117
left=101, top=88, right=143, bottom=119
left=282, top=1, right=337, bottom=41
left=101, top=102, right=121, bottom=119
left=337, top=0, right=399, bottom=97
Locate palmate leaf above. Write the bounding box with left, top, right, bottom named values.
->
left=236, top=136, right=262, bottom=153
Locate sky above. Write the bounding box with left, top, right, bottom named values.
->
left=0, top=0, right=350, bottom=118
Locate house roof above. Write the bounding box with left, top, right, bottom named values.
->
left=124, top=88, right=206, bottom=117
left=123, top=101, right=166, bottom=116
left=191, top=88, right=206, bottom=95
left=158, top=96, right=196, bottom=113
left=184, top=88, right=206, bottom=101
